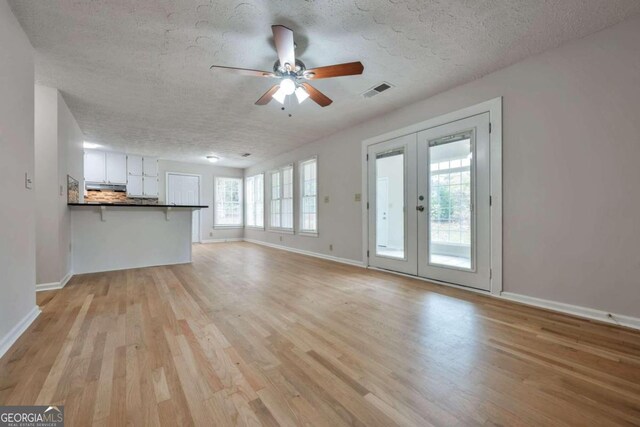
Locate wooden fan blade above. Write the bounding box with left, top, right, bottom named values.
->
left=210, top=65, right=275, bottom=78
left=272, top=25, right=295, bottom=71
left=304, top=61, right=364, bottom=79
left=300, top=83, right=333, bottom=107
left=255, top=85, right=280, bottom=105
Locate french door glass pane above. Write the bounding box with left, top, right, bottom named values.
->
left=429, top=134, right=472, bottom=269
left=375, top=149, right=405, bottom=259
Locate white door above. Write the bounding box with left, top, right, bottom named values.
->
left=367, top=134, right=417, bottom=275
left=417, top=113, right=491, bottom=290
left=167, top=173, right=200, bottom=243
left=106, top=152, right=127, bottom=184
left=84, top=150, right=106, bottom=183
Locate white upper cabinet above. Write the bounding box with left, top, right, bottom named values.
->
left=105, top=152, right=127, bottom=184
left=143, top=176, right=158, bottom=197
left=127, top=175, right=143, bottom=197
left=127, top=155, right=143, bottom=176
left=143, top=157, right=158, bottom=177
left=85, top=150, right=106, bottom=183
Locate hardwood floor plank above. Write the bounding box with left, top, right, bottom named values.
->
left=1, top=242, right=639, bottom=426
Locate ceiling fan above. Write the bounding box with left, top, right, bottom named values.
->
left=210, top=25, right=364, bottom=108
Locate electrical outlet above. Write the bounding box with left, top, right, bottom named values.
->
left=279, top=236, right=283, bottom=242
left=209, top=231, right=213, bottom=237
left=25, top=172, right=33, bottom=189
left=324, top=196, right=330, bottom=203
left=354, top=193, right=361, bottom=202
left=329, top=244, right=333, bottom=251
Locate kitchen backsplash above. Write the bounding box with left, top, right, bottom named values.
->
left=85, top=190, right=158, bottom=204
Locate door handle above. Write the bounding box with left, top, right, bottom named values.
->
left=416, top=205, right=425, bottom=212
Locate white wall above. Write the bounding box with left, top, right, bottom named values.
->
left=34, top=85, right=59, bottom=284
left=245, top=16, right=640, bottom=319
left=158, top=160, right=244, bottom=242
left=0, top=0, right=37, bottom=350
left=34, top=85, right=84, bottom=285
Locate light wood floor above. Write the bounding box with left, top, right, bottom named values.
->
left=1, top=242, right=640, bottom=426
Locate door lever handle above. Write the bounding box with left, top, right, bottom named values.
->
left=416, top=205, right=425, bottom=212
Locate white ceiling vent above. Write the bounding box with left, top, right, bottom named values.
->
left=362, top=82, right=394, bottom=98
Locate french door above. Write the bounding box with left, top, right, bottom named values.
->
left=368, top=113, right=492, bottom=291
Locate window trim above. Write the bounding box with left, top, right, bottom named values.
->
left=298, top=156, right=319, bottom=237
left=244, top=173, right=265, bottom=230
left=213, top=176, right=244, bottom=229
left=268, top=164, right=294, bottom=233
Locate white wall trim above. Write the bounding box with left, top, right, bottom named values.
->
left=0, top=306, right=41, bottom=359
left=243, top=238, right=365, bottom=268
left=200, top=238, right=244, bottom=244
left=36, top=271, right=73, bottom=292
left=360, top=97, right=503, bottom=295
left=500, top=292, right=640, bottom=331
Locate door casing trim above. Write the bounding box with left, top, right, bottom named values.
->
left=361, top=97, right=503, bottom=295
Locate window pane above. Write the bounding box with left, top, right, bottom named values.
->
left=300, top=159, right=317, bottom=233
left=429, top=136, right=472, bottom=269
left=375, top=150, right=405, bottom=259
left=215, top=177, right=243, bottom=226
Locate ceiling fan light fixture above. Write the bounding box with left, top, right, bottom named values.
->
left=272, top=87, right=287, bottom=104
left=279, top=78, right=296, bottom=95
left=295, top=86, right=309, bottom=104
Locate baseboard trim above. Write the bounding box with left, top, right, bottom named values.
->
left=36, top=271, right=73, bottom=292
left=0, top=306, right=41, bottom=359
left=500, top=292, right=640, bottom=331
left=243, top=238, right=365, bottom=268
left=200, top=238, right=244, bottom=244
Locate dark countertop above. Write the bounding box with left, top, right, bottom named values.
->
left=68, top=203, right=208, bottom=209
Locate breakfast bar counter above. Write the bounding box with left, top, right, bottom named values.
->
left=69, top=203, right=208, bottom=274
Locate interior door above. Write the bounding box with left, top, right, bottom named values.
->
left=417, top=113, right=491, bottom=291
left=167, top=174, right=200, bottom=243
left=367, top=134, right=417, bottom=275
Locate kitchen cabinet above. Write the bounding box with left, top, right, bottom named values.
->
left=127, top=155, right=143, bottom=176
left=105, top=152, right=127, bottom=184
left=127, top=175, right=143, bottom=197
left=143, top=176, right=159, bottom=197
left=143, top=157, right=158, bottom=177
left=84, top=151, right=106, bottom=183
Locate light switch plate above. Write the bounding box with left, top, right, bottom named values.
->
left=354, top=193, right=361, bottom=202
left=324, top=196, right=330, bottom=203
left=25, top=172, right=33, bottom=189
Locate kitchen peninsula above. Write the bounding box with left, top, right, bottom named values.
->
left=69, top=202, right=208, bottom=274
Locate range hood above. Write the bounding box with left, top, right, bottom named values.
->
left=85, top=183, right=126, bottom=192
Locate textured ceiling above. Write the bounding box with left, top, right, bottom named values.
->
left=9, top=0, right=640, bottom=167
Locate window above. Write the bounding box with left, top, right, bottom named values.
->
left=245, top=174, right=264, bottom=228
left=269, top=165, right=294, bottom=231
left=214, top=177, right=243, bottom=227
left=299, top=157, right=318, bottom=235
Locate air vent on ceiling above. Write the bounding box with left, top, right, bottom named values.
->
left=362, top=82, right=394, bottom=98
left=241, top=153, right=251, bottom=157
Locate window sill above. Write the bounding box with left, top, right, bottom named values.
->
left=268, top=228, right=295, bottom=235
left=299, top=231, right=319, bottom=238
left=245, top=226, right=265, bottom=231
left=213, top=225, right=244, bottom=230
